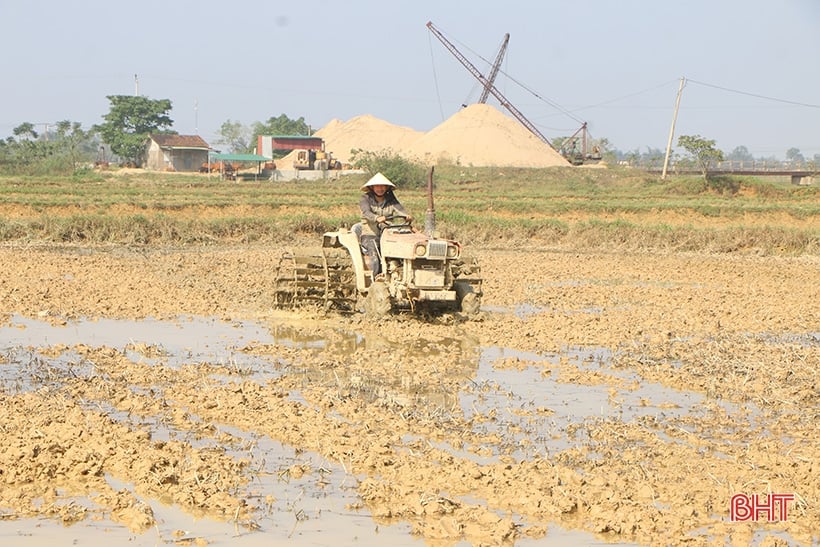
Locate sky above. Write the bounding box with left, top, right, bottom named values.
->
left=1, top=0, right=819, bottom=159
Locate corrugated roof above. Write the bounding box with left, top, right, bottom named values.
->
left=269, top=135, right=320, bottom=140
left=150, top=134, right=210, bottom=149
left=210, top=153, right=269, bottom=162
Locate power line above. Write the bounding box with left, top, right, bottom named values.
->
left=427, top=32, right=447, bottom=123
left=572, top=79, right=682, bottom=112
left=686, top=79, right=820, bottom=109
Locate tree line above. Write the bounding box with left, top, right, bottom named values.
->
left=0, top=95, right=314, bottom=175
left=1, top=95, right=816, bottom=176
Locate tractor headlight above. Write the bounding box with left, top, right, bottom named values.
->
left=447, top=245, right=459, bottom=258
left=414, top=244, right=427, bottom=257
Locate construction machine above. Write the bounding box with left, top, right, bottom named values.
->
left=292, top=147, right=341, bottom=171
left=273, top=168, right=482, bottom=318
left=257, top=135, right=342, bottom=170
left=558, top=122, right=603, bottom=166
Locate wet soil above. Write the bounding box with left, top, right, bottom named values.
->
left=1, top=243, right=817, bottom=546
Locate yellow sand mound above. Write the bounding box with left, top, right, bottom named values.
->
left=277, top=104, right=570, bottom=169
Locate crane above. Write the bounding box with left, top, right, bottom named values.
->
left=427, top=21, right=558, bottom=152
left=478, top=33, right=509, bottom=104
left=557, top=122, right=602, bottom=165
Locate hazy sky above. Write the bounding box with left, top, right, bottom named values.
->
left=2, top=0, right=818, bottom=158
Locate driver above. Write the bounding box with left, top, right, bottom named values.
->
left=358, top=172, right=412, bottom=278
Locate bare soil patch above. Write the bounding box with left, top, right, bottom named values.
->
left=1, top=242, right=817, bottom=546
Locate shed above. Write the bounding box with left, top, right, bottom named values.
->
left=257, top=135, right=324, bottom=158
left=209, top=153, right=270, bottom=181
left=146, top=134, right=210, bottom=172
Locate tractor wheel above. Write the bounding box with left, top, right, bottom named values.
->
left=363, top=281, right=392, bottom=317
left=454, top=280, right=481, bottom=316
left=273, top=249, right=356, bottom=312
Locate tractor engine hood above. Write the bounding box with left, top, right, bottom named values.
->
left=380, top=229, right=461, bottom=260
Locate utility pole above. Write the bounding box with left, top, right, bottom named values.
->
left=662, top=77, right=685, bottom=179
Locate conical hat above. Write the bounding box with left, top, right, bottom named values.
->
left=360, top=172, right=396, bottom=191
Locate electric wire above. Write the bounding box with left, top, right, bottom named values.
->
left=427, top=32, right=447, bottom=123
left=687, top=79, right=820, bottom=109
left=428, top=23, right=819, bottom=152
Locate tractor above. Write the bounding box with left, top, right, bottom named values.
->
left=273, top=168, right=482, bottom=317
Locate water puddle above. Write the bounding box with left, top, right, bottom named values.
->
left=0, top=314, right=747, bottom=546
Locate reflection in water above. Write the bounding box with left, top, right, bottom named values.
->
left=0, top=315, right=424, bottom=547
left=284, top=331, right=483, bottom=417
left=1, top=314, right=730, bottom=547
left=1, top=314, right=757, bottom=462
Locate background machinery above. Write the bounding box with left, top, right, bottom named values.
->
left=257, top=135, right=341, bottom=170
left=557, top=122, right=603, bottom=165
left=427, top=21, right=604, bottom=165
left=427, top=21, right=558, bottom=153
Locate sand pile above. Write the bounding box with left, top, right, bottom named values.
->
left=277, top=104, right=569, bottom=169
left=403, top=104, right=568, bottom=168
left=275, top=115, right=422, bottom=169
left=317, top=115, right=423, bottom=164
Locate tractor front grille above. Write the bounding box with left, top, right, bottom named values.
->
left=427, top=241, right=448, bottom=258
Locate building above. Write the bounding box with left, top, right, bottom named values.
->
left=145, top=134, right=210, bottom=172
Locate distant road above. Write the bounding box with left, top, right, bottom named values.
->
left=646, top=162, right=816, bottom=183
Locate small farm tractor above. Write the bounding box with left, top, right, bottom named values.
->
left=273, top=168, right=482, bottom=317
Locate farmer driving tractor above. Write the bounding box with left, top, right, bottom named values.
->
left=357, top=172, right=412, bottom=278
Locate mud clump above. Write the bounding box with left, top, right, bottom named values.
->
left=0, top=245, right=818, bottom=546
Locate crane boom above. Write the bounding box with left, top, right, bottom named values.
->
left=478, top=33, right=509, bottom=104
left=426, top=21, right=557, bottom=152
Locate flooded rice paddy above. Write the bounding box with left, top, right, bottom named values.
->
left=1, top=246, right=817, bottom=546
left=1, top=315, right=648, bottom=546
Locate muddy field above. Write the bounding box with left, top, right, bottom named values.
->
left=0, top=242, right=818, bottom=546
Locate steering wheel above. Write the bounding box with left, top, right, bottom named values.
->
left=384, top=215, right=412, bottom=228
left=381, top=214, right=413, bottom=228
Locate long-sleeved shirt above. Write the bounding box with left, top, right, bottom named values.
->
left=358, top=191, right=410, bottom=237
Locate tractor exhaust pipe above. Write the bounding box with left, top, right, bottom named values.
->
left=424, top=166, right=436, bottom=236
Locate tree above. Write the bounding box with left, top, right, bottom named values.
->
left=643, top=146, right=665, bottom=169
left=551, top=136, right=569, bottom=153
left=10, top=122, right=46, bottom=165
left=785, top=147, right=804, bottom=164
left=250, top=114, right=312, bottom=159
left=0, top=121, right=95, bottom=174
left=350, top=149, right=426, bottom=188
left=215, top=119, right=251, bottom=153
left=95, top=95, right=173, bottom=166
left=53, top=120, right=96, bottom=171
left=677, top=134, right=724, bottom=178
left=726, top=145, right=754, bottom=162
left=252, top=114, right=311, bottom=137
left=13, top=122, right=39, bottom=141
